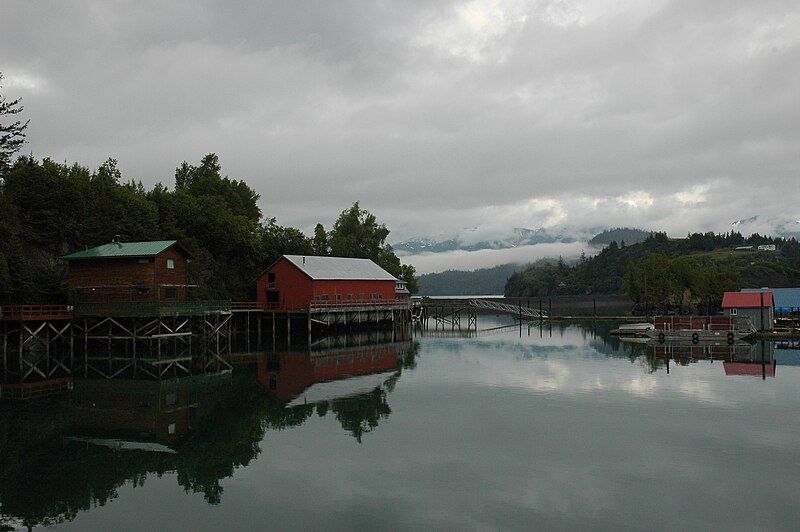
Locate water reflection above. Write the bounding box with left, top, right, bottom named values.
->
left=2, top=320, right=799, bottom=530
left=0, top=327, right=417, bottom=530
left=257, top=328, right=418, bottom=442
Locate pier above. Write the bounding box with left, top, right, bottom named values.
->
left=0, top=301, right=233, bottom=397
left=414, top=297, right=548, bottom=331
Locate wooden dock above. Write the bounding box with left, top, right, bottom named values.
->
left=0, top=301, right=234, bottom=391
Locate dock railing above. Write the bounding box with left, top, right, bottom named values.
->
left=232, top=301, right=263, bottom=311
left=309, top=299, right=411, bottom=312
left=0, top=305, right=73, bottom=321
left=72, top=300, right=231, bottom=317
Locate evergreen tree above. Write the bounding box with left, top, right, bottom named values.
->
left=312, top=223, right=329, bottom=255
left=0, top=73, right=28, bottom=175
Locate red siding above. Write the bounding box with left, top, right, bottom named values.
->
left=256, top=257, right=313, bottom=310
left=311, top=280, right=395, bottom=302
left=256, top=257, right=396, bottom=311
left=258, top=346, right=399, bottom=403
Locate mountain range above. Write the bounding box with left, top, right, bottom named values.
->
left=395, top=219, right=800, bottom=256
left=393, top=227, right=584, bottom=254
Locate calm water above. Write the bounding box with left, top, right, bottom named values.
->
left=2, top=318, right=800, bottom=530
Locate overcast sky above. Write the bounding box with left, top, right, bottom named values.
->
left=2, top=0, right=799, bottom=251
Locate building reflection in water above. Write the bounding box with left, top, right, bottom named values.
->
left=0, top=326, right=417, bottom=530
left=259, top=328, right=411, bottom=404
left=645, top=340, right=778, bottom=379
left=258, top=327, right=417, bottom=441
left=68, top=374, right=231, bottom=451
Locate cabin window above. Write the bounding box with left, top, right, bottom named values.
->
left=730, top=308, right=738, bottom=315
left=164, top=287, right=179, bottom=300
left=168, top=423, right=176, bottom=435
left=335, top=294, right=342, bottom=302
left=266, top=291, right=280, bottom=304
left=166, top=392, right=177, bottom=406
left=137, top=287, right=150, bottom=295
left=347, top=294, right=353, bottom=301
left=166, top=258, right=175, bottom=269
left=359, top=293, right=366, bottom=300
left=267, top=272, right=276, bottom=286
left=138, top=258, right=149, bottom=264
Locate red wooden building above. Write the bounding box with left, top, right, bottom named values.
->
left=256, top=255, right=403, bottom=311
left=62, top=240, right=193, bottom=304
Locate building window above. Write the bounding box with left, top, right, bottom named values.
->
left=164, top=287, right=179, bottom=300
left=138, top=258, right=149, bottom=264
left=359, top=293, right=366, bottom=300
left=167, top=258, right=175, bottom=269
left=137, top=287, right=150, bottom=296
left=267, top=272, right=276, bottom=287
left=730, top=308, right=738, bottom=315
left=347, top=294, right=353, bottom=301
left=335, top=294, right=342, bottom=302
left=166, top=392, right=177, bottom=406
left=168, top=423, right=176, bottom=435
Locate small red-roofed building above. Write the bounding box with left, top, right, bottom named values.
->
left=721, top=291, right=774, bottom=331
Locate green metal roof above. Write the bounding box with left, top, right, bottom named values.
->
left=62, top=240, right=179, bottom=260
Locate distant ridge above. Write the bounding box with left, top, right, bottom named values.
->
left=588, top=228, right=652, bottom=247
left=418, top=259, right=556, bottom=296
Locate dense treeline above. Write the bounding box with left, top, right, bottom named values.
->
left=588, top=227, right=652, bottom=247
left=418, top=260, right=554, bottom=296
left=624, top=252, right=739, bottom=314
left=506, top=232, right=800, bottom=313
left=0, top=74, right=416, bottom=303
left=0, top=155, right=417, bottom=303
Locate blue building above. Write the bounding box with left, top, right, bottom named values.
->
left=742, top=287, right=800, bottom=316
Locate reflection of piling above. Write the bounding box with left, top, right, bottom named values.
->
left=1, top=304, right=233, bottom=397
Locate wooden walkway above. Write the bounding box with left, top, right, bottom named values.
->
left=467, top=299, right=547, bottom=319
left=0, top=305, right=72, bottom=321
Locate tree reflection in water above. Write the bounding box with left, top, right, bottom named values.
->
left=0, top=333, right=418, bottom=529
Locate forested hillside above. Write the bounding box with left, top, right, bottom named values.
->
left=505, top=232, right=800, bottom=313
left=0, top=155, right=417, bottom=303
left=418, top=259, right=556, bottom=296
left=588, top=228, right=652, bottom=247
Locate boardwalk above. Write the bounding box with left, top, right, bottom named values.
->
left=415, top=297, right=547, bottom=330
left=468, top=299, right=547, bottom=319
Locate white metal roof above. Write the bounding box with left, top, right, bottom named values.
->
left=283, top=255, right=397, bottom=281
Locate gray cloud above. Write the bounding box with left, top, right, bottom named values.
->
left=2, top=0, right=799, bottom=255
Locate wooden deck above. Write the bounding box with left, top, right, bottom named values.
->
left=231, top=301, right=263, bottom=312
left=0, top=305, right=73, bottom=321
left=260, top=299, right=411, bottom=314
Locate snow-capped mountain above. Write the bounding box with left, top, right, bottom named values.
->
left=728, top=216, right=800, bottom=238
left=393, top=227, right=582, bottom=254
